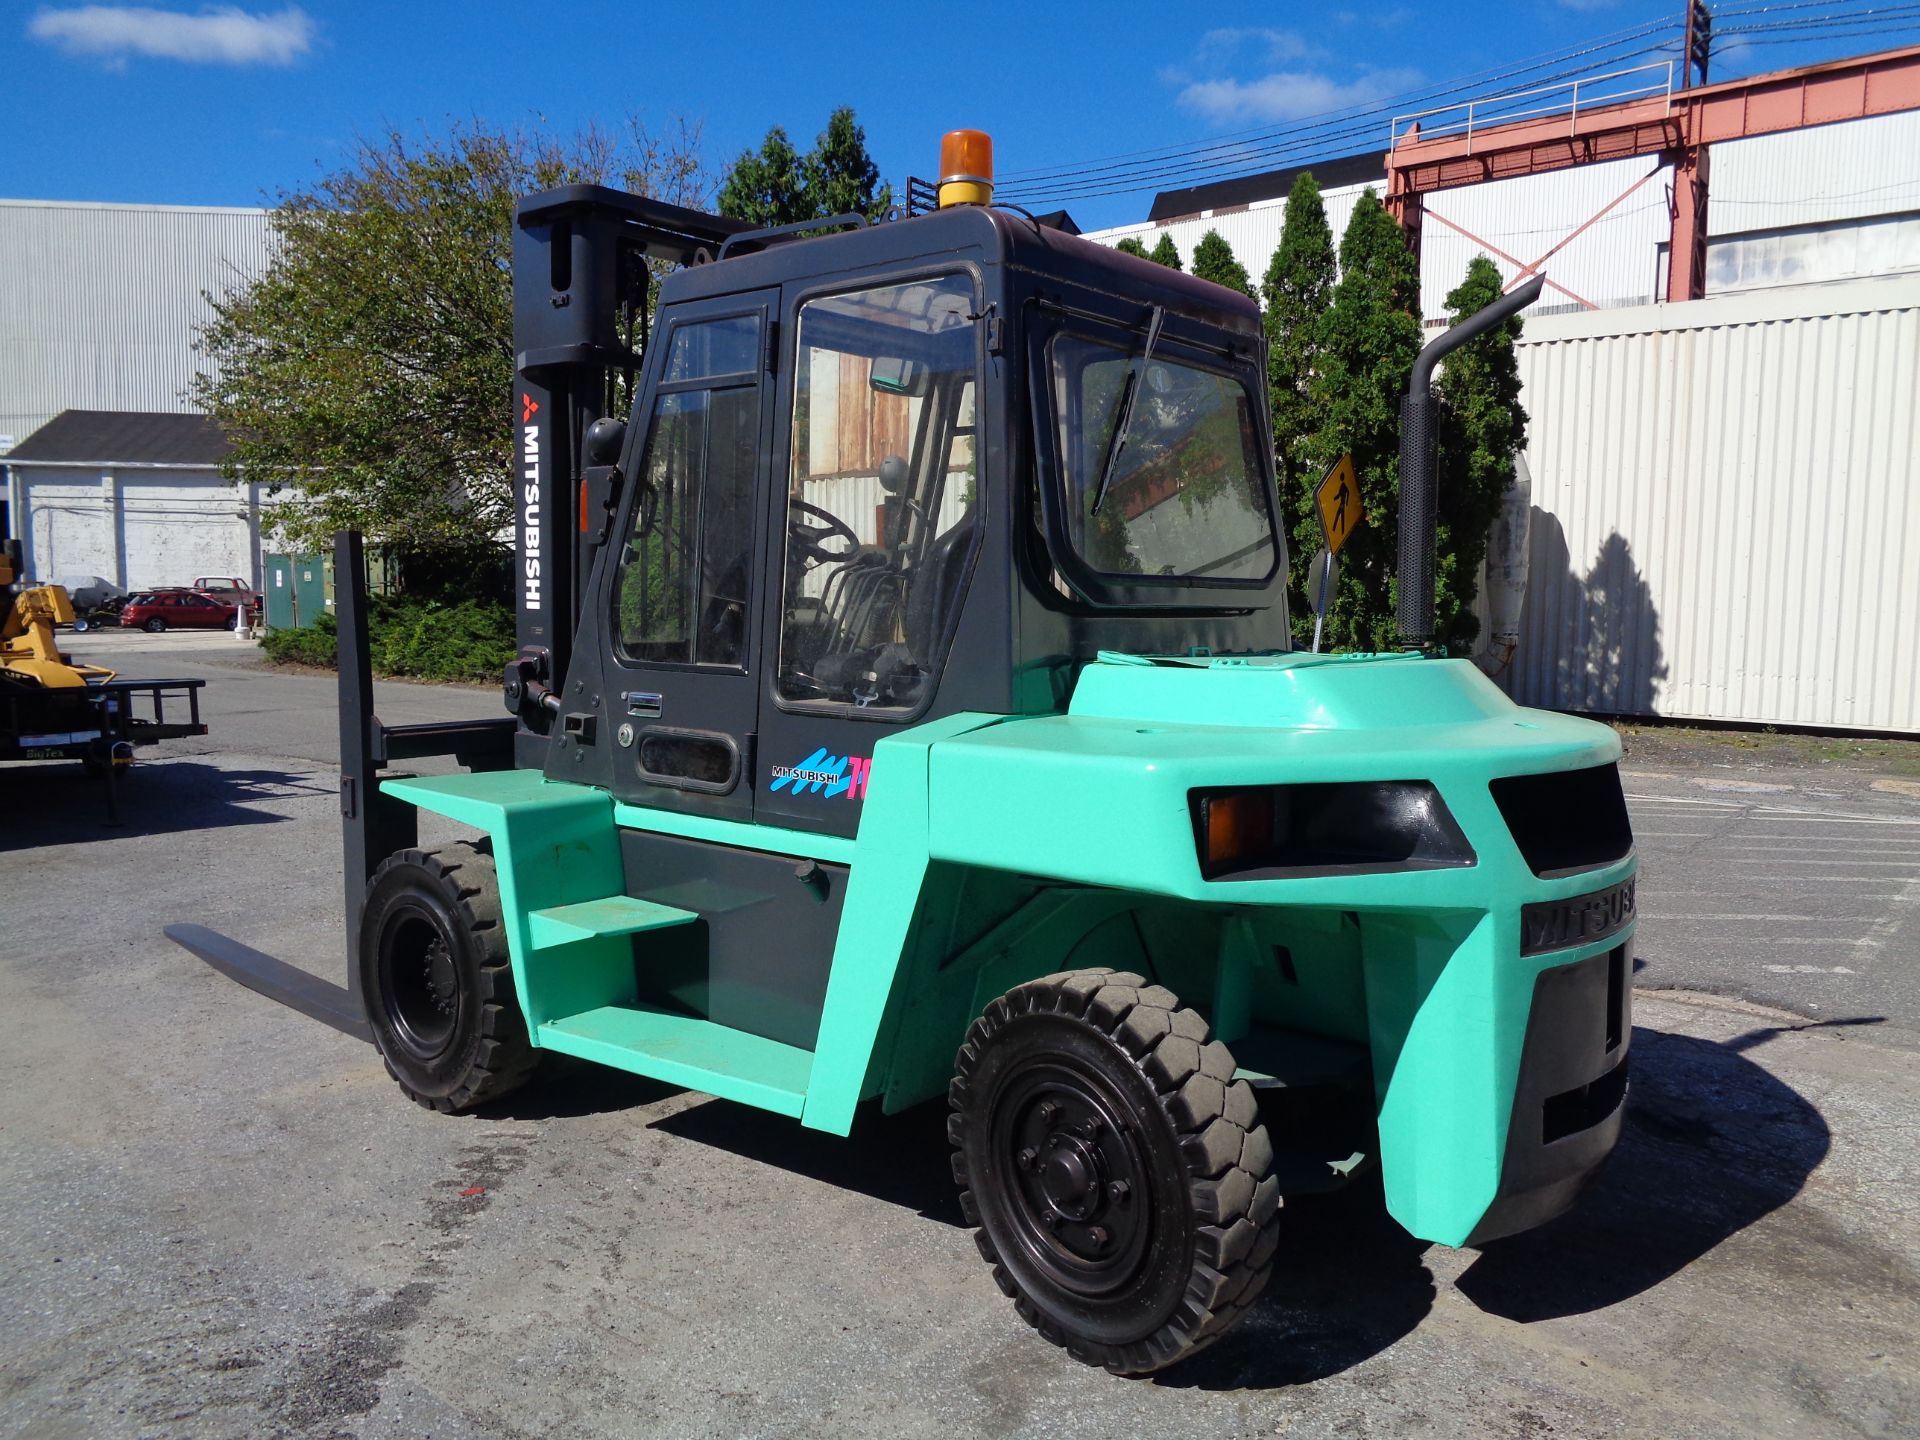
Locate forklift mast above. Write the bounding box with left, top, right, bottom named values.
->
left=505, top=186, right=749, bottom=766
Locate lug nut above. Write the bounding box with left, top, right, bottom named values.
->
left=1017, top=1146, right=1038, bottom=1170
left=1107, top=1180, right=1131, bottom=1204
left=1037, top=1100, right=1060, bottom=1125
left=1088, top=1226, right=1110, bottom=1250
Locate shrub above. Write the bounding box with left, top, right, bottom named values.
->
left=260, top=596, right=514, bottom=683
left=260, top=610, right=338, bottom=667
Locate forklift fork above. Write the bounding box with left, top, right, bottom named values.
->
left=167, top=531, right=516, bottom=1041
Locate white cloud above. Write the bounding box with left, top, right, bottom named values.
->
left=1178, top=66, right=1424, bottom=124
left=28, top=5, right=315, bottom=67
left=1555, top=0, right=1621, bottom=11
left=1193, top=27, right=1320, bottom=66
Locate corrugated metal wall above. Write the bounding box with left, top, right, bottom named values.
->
left=1508, top=275, right=1920, bottom=733
left=0, top=201, right=275, bottom=446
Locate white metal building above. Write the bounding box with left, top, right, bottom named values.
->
left=5, top=410, right=269, bottom=593
left=0, top=198, right=275, bottom=584
left=0, top=199, right=274, bottom=450
left=1083, top=111, right=1920, bottom=320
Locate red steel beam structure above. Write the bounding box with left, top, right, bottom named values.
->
left=1386, top=45, right=1920, bottom=303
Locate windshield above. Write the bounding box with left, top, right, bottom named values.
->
left=1049, top=330, right=1278, bottom=585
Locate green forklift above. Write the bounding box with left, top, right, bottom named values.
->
left=172, top=132, right=1636, bottom=1374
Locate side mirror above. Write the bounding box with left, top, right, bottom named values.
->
left=869, top=355, right=926, bottom=397
left=582, top=415, right=629, bottom=548
left=584, top=415, right=626, bottom=465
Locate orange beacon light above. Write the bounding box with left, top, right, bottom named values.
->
left=938, top=130, right=994, bottom=208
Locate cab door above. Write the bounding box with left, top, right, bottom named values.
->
left=600, top=291, right=775, bottom=821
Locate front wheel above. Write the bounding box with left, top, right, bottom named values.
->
left=143, top=617, right=166, bottom=633
left=950, top=969, right=1280, bottom=1374
left=358, top=841, right=537, bottom=1112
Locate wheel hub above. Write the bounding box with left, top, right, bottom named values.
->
left=995, top=1069, right=1152, bottom=1290
left=380, top=909, right=460, bottom=1060
left=1040, top=1134, right=1103, bottom=1221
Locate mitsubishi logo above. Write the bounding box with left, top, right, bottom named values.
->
left=521, top=394, right=540, bottom=423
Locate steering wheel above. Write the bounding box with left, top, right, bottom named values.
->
left=788, top=499, right=861, bottom=568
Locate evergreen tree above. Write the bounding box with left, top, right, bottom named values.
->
left=1261, top=172, right=1337, bottom=642
left=719, top=107, right=892, bottom=228
left=1191, top=229, right=1253, bottom=297
left=716, top=126, right=807, bottom=227
left=804, top=107, right=894, bottom=221
left=1113, top=236, right=1151, bottom=259
left=1310, top=188, right=1423, bottom=651
left=1148, top=233, right=1183, bottom=271
left=1433, top=255, right=1528, bottom=653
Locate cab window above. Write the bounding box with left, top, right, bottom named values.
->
left=612, top=313, right=762, bottom=668
left=777, top=275, right=980, bottom=712
left=1048, top=332, right=1277, bottom=584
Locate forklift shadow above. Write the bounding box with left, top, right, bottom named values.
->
left=1451, top=1021, right=1833, bottom=1323
left=648, top=1094, right=968, bottom=1226
left=1163, top=1019, right=1836, bottom=1388
left=0, top=759, right=326, bottom=850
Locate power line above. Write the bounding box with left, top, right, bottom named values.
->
left=996, top=18, right=1683, bottom=188
left=1002, top=46, right=1685, bottom=206
left=993, top=2, right=1920, bottom=211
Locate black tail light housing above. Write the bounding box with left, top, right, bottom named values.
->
left=1190, top=781, right=1476, bottom=881
left=1489, top=763, right=1634, bottom=878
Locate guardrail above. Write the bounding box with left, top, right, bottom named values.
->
left=1390, top=61, right=1675, bottom=152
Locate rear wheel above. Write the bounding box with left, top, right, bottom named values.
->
left=950, top=968, right=1281, bottom=1374
left=143, top=617, right=166, bottom=633
left=358, top=841, right=537, bottom=1112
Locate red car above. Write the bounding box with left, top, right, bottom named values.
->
left=119, top=590, right=238, bottom=632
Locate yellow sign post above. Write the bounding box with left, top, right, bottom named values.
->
left=1314, top=454, right=1360, bottom=557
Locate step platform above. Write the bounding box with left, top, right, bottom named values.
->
left=526, top=894, right=697, bottom=950
left=537, top=1006, right=814, bottom=1117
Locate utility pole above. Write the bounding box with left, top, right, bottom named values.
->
left=1666, top=0, right=1714, bottom=301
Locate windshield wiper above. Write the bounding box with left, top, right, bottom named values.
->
left=1089, top=303, right=1166, bottom=516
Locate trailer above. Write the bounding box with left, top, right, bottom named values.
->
left=172, top=133, right=1636, bottom=1373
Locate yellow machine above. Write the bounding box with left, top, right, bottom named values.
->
left=0, top=543, right=206, bottom=783
left=0, top=581, right=117, bottom=688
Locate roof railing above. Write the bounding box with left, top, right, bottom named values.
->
left=1389, top=61, right=1675, bottom=152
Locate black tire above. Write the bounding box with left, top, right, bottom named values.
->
left=950, top=968, right=1281, bottom=1374
left=143, top=617, right=166, bottom=633
left=224, top=612, right=238, bottom=631
left=72, top=617, right=91, bottom=633
left=358, top=842, right=537, bottom=1112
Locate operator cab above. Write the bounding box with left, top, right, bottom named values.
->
left=518, top=147, right=1289, bottom=839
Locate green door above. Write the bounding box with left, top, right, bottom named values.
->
left=264, top=555, right=296, bottom=629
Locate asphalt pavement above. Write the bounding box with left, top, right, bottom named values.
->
left=2, top=638, right=1916, bottom=1438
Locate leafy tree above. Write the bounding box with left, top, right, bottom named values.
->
left=1261, top=172, right=1337, bottom=643
left=1113, top=236, right=1151, bottom=259
left=1191, top=229, right=1252, bottom=297
left=719, top=106, right=892, bottom=227
left=1308, top=188, right=1422, bottom=651
left=1148, top=233, right=1183, bottom=271
left=1433, top=255, right=1528, bottom=653
left=193, top=120, right=709, bottom=556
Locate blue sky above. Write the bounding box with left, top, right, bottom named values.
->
left=2, top=2, right=1906, bottom=229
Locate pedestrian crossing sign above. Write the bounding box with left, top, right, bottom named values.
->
left=1314, top=455, right=1360, bottom=557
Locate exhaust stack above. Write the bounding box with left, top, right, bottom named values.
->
left=1396, top=273, right=1545, bottom=647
